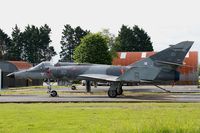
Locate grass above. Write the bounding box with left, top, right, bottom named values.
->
left=0, top=103, right=200, bottom=133
left=5, top=85, right=71, bottom=90
left=0, top=85, right=73, bottom=95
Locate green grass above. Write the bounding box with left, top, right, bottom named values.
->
left=0, top=103, right=200, bottom=133
left=5, top=85, right=71, bottom=90
left=0, top=86, right=72, bottom=95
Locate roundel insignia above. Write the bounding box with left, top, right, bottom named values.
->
left=120, top=68, right=125, bottom=74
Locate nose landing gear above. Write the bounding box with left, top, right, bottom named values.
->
left=46, top=79, right=58, bottom=97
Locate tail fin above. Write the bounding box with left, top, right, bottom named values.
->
left=128, top=41, right=193, bottom=67
left=119, top=41, right=193, bottom=82
left=149, top=41, right=193, bottom=65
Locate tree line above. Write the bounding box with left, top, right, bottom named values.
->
left=0, top=24, right=56, bottom=64
left=60, top=24, right=153, bottom=65
left=0, top=24, right=153, bottom=65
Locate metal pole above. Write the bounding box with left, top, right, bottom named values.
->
left=0, top=69, right=1, bottom=92
left=86, top=80, right=91, bottom=92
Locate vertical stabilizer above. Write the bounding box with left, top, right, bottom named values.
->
left=120, top=41, right=193, bottom=82
left=150, top=41, right=193, bottom=65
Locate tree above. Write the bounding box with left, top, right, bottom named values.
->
left=6, top=25, right=24, bottom=60
left=39, top=24, right=56, bottom=61
left=115, top=25, right=135, bottom=51
left=23, top=25, right=39, bottom=63
left=60, top=24, right=89, bottom=62
left=0, top=29, right=11, bottom=60
left=199, top=65, right=200, bottom=76
left=22, top=24, right=56, bottom=64
left=114, top=25, right=153, bottom=52
left=132, top=25, right=153, bottom=51
left=99, top=29, right=117, bottom=58
left=74, top=33, right=112, bottom=65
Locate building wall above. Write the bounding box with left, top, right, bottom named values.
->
left=0, top=61, right=43, bottom=88
left=112, top=51, right=198, bottom=85
left=0, top=61, right=18, bottom=72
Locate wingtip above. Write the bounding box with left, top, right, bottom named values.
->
left=175, top=41, right=194, bottom=49
left=182, top=41, right=194, bottom=45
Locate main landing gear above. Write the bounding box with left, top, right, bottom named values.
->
left=108, top=82, right=123, bottom=98
left=46, top=79, right=58, bottom=97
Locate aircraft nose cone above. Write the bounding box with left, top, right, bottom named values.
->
left=7, top=73, right=15, bottom=78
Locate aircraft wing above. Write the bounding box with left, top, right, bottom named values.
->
left=78, top=74, right=119, bottom=81
left=139, top=80, right=152, bottom=83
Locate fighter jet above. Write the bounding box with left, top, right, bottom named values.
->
left=7, top=41, right=193, bottom=98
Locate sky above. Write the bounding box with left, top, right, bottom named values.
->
left=0, top=0, right=199, bottom=63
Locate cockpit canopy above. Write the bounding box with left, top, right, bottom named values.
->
left=29, top=61, right=53, bottom=71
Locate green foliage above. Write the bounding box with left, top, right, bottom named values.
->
left=6, top=25, right=23, bottom=60
left=0, top=103, right=200, bottom=133
left=114, top=25, right=153, bottom=52
left=74, top=33, right=112, bottom=64
left=99, top=29, right=117, bottom=59
left=0, top=24, right=56, bottom=63
left=199, top=65, right=200, bottom=76
left=22, top=24, right=56, bottom=64
left=115, top=25, right=134, bottom=51
left=133, top=25, right=153, bottom=51
left=60, top=24, right=89, bottom=62
left=38, top=24, right=57, bottom=61
left=0, top=28, right=12, bottom=60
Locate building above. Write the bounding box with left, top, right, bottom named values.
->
left=0, top=61, right=43, bottom=88
left=112, top=51, right=198, bottom=85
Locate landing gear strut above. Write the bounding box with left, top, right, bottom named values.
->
left=108, top=82, right=123, bottom=98
left=116, top=86, right=123, bottom=95
left=86, top=80, right=91, bottom=92
left=46, top=79, right=58, bottom=97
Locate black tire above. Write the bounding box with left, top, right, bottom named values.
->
left=108, top=90, right=117, bottom=98
left=50, top=90, right=57, bottom=97
left=71, top=86, right=76, bottom=90
left=116, top=87, right=123, bottom=95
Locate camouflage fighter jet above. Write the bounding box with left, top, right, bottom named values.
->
left=7, top=41, right=193, bottom=98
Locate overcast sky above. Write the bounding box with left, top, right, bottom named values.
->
left=0, top=0, right=199, bottom=63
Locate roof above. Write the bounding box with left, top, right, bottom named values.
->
left=8, top=61, right=33, bottom=70
left=112, top=51, right=198, bottom=67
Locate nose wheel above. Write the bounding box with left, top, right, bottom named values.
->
left=50, top=90, right=58, bottom=97
left=71, top=85, right=76, bottom=90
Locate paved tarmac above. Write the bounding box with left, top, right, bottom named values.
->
left=1, top=85, right=200, bottom=103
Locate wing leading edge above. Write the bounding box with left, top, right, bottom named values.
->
left=78, top=74, right=119, bottom=81
left=78, top=74, right=152, bottom=83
